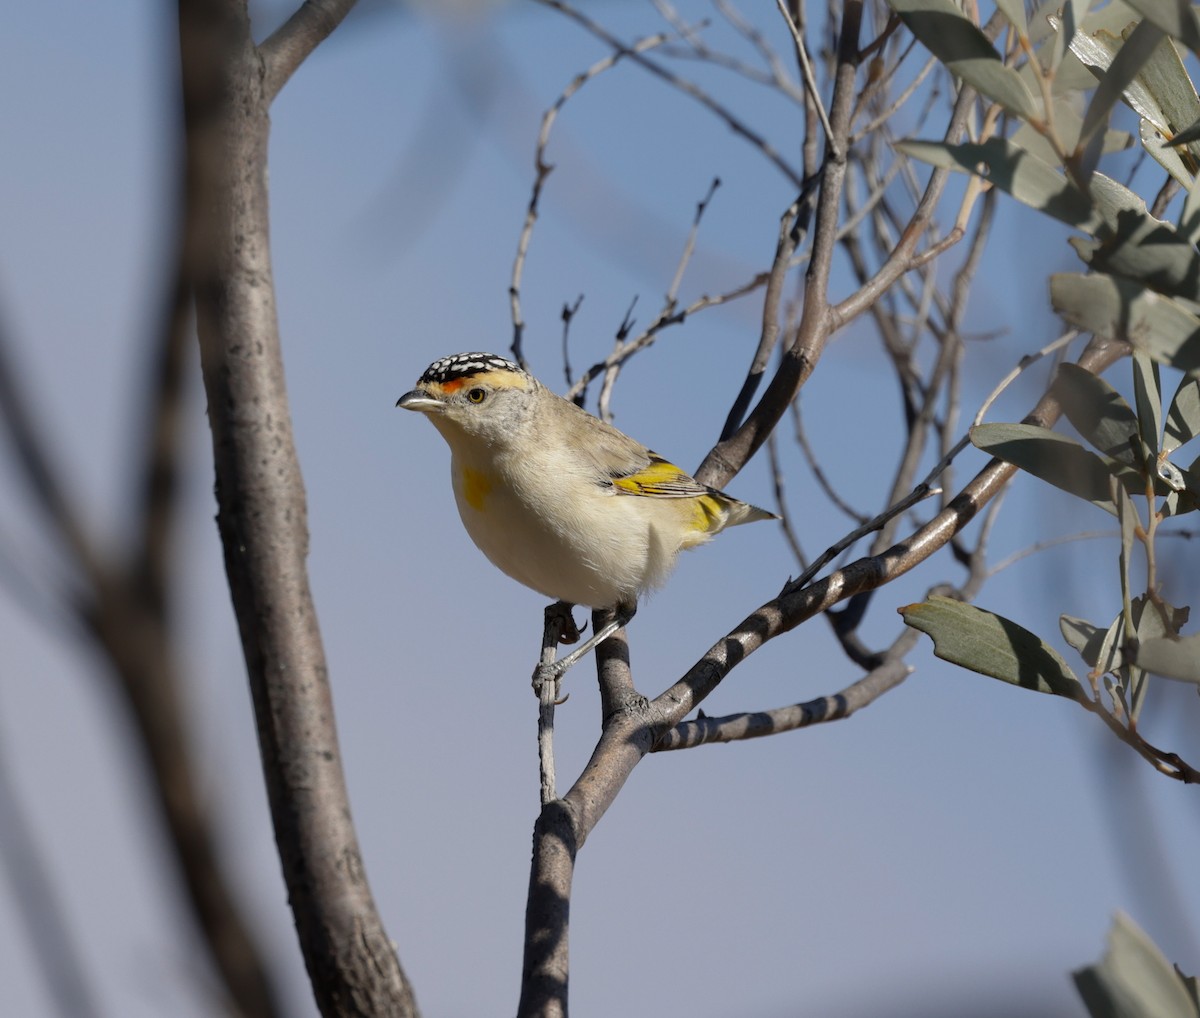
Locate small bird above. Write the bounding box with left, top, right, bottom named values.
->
left=397, top=352, right=777, bottom=679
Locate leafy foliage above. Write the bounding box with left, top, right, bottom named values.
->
left=891, top=0, right=1200, bottom=784
left=1075, top=913, right=1200, bottom=1018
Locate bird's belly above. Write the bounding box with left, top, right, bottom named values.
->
left=451, top=464, right=674, bottom=610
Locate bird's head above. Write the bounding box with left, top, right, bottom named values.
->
left=396, top=352, right=538, bottom=448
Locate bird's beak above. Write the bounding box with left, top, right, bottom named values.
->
left=396, top=389, right=442, bottom=413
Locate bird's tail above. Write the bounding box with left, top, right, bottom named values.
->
left=706, top=488, right=779, bottom=530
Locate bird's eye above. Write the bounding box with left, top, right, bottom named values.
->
left=467, top=387, right=487, bottom=404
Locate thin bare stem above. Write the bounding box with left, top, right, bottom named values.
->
left=974, top=330, right=1081, bottom=426
left=565, top=271, right=772, bottom=404
left=776, top=0, right=837, bottom=155
left=510, top=29, right=673, bottom=366
left=790, top=399, right=868, bottom=524
left=785, top=474, right=944, bottom=595
left=0, top=737, right=103, bottom=1018
left=719, top=187, right=816, bottom=442
left=666, top=177, right=721, bottom=308
left=537, top=604, right=577, bottom=805
left=534, top=0, right=805, bottom=188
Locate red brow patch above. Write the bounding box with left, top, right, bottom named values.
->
left=440, top=378, right=466, bottom=393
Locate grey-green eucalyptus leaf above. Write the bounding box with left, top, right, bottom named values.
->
left=1129, top=595, right=1189, bottom=714
left=1122, top=0, right=1200, bottom=56
left=994, top=0, right=1028, bottom=36
left=1074, top=912, right=1200, bottom=1018
left=1142, top=117, right=1196, bottom=188
left=1061, top=614, right=1109, bottom=667
left=1069, top=20, right=1172, bottom=132
left=1163, top=449, right=1200, bottom=515
left=1132, top=352, right=1163, bottom=467
left=971, top=421, right=1143, bottom=514
left=1114, top=481, right=1140, bottom=713
left=1134, top=633, right=1200, bottom=683
left=1164, top=375, right=1200, bottom=452
left=1067, top=193, right=1200, bottom=298
left=1127, top=22, right=1200, bottom=161
left=1046, top=0, right=1097, bottom=71
left=887, top=0, right=1040, bottom=118
left=1080, top=20, right=1167, bottom=163
left=1102, top=611, right=1129, bottom=674
left=896, top=138, right=1100, bottom=230
left=1053, top=362, right=1144, bottom=466
left=1180, top=174, right=1200, bottom=246
left=1013, top=106, right=1131, bottom=167
left=900, top=596, right=1085, bottom=699
left=1050, top=273, right=1200, bottom=373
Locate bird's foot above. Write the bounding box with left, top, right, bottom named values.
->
left=530, top=603, right=635, bottom=695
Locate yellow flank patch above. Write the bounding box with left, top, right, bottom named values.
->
left=461, top=466, right=494, bottom=511
left=691, top=493, right=725, bottom=533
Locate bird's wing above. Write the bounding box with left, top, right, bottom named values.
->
left=560, top=397, right=709, bottom=498
left=608, top=452, right=712, bottom=498
left=560, top=393, right=777, bottom=529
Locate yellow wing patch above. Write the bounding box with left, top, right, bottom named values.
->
left=610, top=454, right=729, bottom=535
left=609, top=453, right=706, bottom=497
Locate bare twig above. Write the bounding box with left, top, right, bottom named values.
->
left=666, top=177, right=721, bottom=309
left=537, top=603, right=577, bottom=805
left=0, top=307, right=104, bottom=589
left=510, top=29, right=673, bottom=367
left=974, top=330, right=1081, bottom=425
left=534, top=0, right=805, bottom=188
left=0, top=737, right=103, bottom=1018
left=719, top=186, right=816, bottom=441
left=657, top=0, right=805, bottom=102
left=654, top=657, right=912, bottom=750
left=783, top=473, right=944, bottom=596
left=790, top=399, right=868, bottom=524
left=851, top=50, right=934, bottom=143
left=0, top=88, right=286, bottom=1018
left=695, top=0, right=873, bottom=491
left=767, top=432, right=809, bottom=569
left=560, top=295, right=584, bottom=393
left=776, top=0, right=837, bottom=155
left=1080, top=698, right=1200, bottom=782
left=565, top=272, right=772, bottom=404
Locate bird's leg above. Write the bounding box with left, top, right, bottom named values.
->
left=532, top=601, right=637, bottom=692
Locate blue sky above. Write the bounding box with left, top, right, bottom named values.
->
left=2, top=2, right=1199, bottom=1016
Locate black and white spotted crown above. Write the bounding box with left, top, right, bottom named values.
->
left=419, top=352, right=522, bottom=385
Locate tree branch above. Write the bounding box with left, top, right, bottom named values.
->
left=518, top=337, right=1128, bottom=1010
left=654, top=655, right=912, bottom=751
left=694, top=0, right=866, bottom=490
left=179, top=1, right=416, bottom=1013
left=259, top=0, right=360, bottom=103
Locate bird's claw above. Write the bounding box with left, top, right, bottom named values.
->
left=545, top=601, right=584, bottom=645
